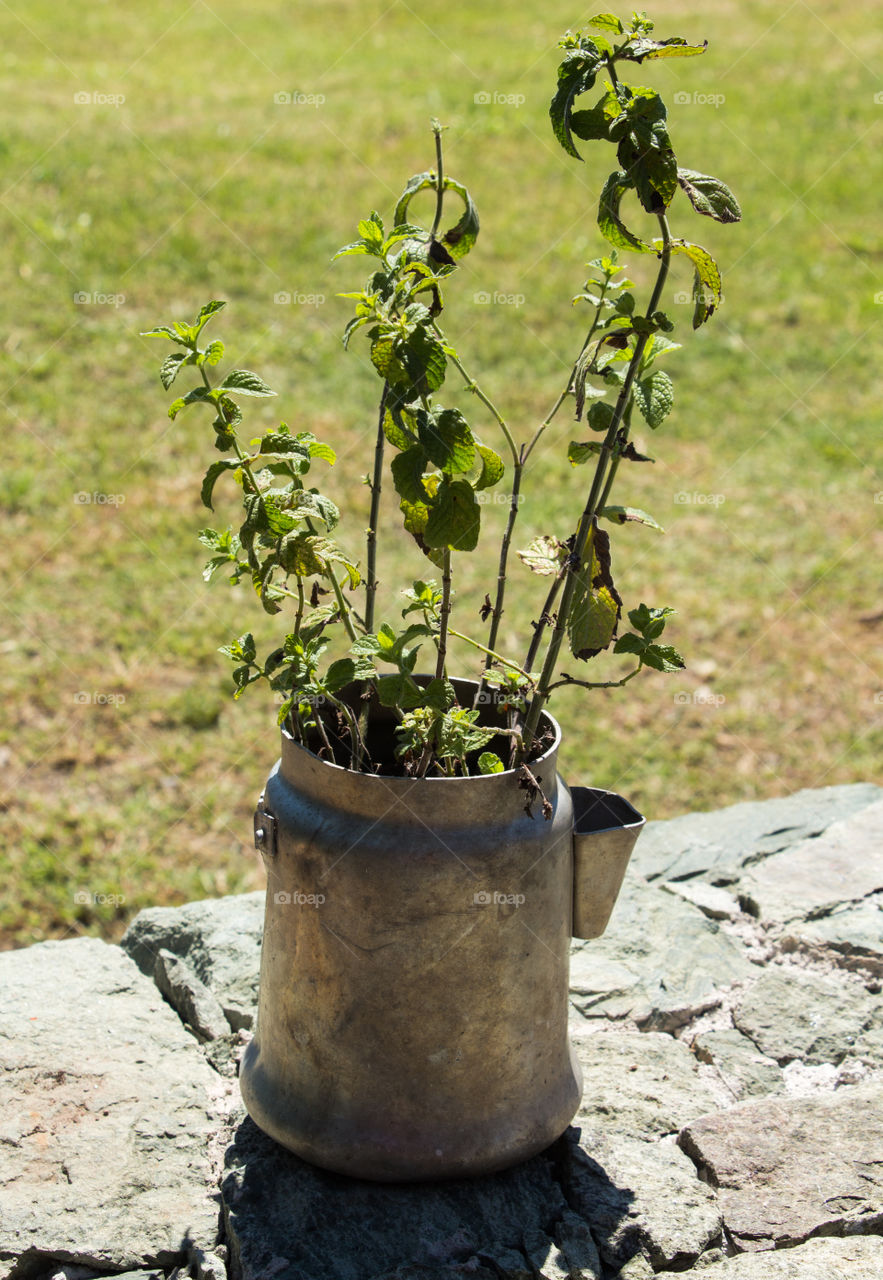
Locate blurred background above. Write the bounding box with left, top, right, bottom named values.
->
left=0, top=0, right=880, bottom=948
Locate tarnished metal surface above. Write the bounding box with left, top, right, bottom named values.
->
left=240, top=689, right=644, bottom=1181
left=570, top=787, right=645, bottom=941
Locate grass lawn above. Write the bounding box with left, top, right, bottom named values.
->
left=0, top=0, right=880, bottom=947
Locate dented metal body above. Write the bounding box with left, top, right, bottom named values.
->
left=240, top=692, right=644, bottom=1181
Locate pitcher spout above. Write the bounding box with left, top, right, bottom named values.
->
left=570, top=786, right=645, bottom=941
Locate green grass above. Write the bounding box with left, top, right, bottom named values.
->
left=1, top=0, right=881, bottom=947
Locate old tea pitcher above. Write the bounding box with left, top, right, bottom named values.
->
left=240, top=699, right=643, bottom=1181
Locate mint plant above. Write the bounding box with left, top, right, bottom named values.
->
left=144, top=12, right=740, bottom=793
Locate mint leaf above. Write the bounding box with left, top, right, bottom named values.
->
left=478, top=752, right=505, bottom=774
left=424, top=479, right=481, bottom=552
left=518, top=535, right=567, bottom=576
left=566, top=525, right=622, bottom=659
left=391, top=446, right=431, bottom=505
left=220, top=369, right=276, bottom=397
left=393, top=173, right=479, bottom=260
left=587, top=13, right=624, bottom=33
left=568, top=440, right=603, bottom=466
left=677, top=169, right=742, bottom=224
left=598, top=172, right=653, bottom=253
left=626, top=36, right=707, bottom=61
left=663, top=239, right=722, bottom=327
left=641, top=643, right=685, bottom=672
left=474, top=443, right=505, bottom=490
left=600, top=505, right=664, bottom=531
left=633, top=369, right=674, bottom=429
left=550, top=39, right=604, bottom=159
left=201, top=458, right=241, bottom=510
left=160, top=352, right=190, bottom=389
left=418, top=407, right=476, bottom=475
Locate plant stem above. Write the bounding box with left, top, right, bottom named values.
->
left=524, top=572, right=566, bottom=672
left=518, top=214, right=673, bottom=760
left=435, top=547, right=452, bottom=680
left=364, top=383, right=388, bottom=634
left=430, top=121, right=445, bottom=241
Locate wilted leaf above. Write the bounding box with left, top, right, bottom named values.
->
left=677, top=169, right=742, bottom=223
left=566, top=524, right=623, bottom=659
left=518, top=535, right=567, bottom=576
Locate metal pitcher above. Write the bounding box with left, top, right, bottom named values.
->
left=240, top=693, right=644, bottom=1182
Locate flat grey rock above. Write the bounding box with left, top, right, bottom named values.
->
left=566, top=1130, right=721, bottom=1272
left=781, top=895, right=883, bottom=974
left=571, top=1027, right=725, bottom=1139
left=661, top=880, right=742, bottom=920
left=154, top=948, right=230, bottom=1042
left=570, top=876, right=753, bottom=1031
left=691, top=1029, right=784, bottom=1100
left=679, top=1082, right=883, bottom=1251
left=737, top=799, right=883, bottom=924
left=121, top=891, right=265, bottom=1030
left=222, top=1114, right=597, bottom=1280
left=0, top=938, right=223, bottom=1277
left=694, top=1236, right=883, bottom=1277
left=632, top=784, right=882, bottom=884
left=732, top=969, right=877, bottom=1065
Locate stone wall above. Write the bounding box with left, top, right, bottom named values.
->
left=1, top=784, right=882, bottom=1280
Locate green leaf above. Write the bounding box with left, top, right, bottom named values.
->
left=587, top=13, right=624, bottom=33
left=568, top=440, right=603, bottom=466
left=612, top=632, right=646, bottom=657
left=598, top=172, right=653, bottom=253
left=588, top=400, right=615, bottom=433
left=160, top=352, right=191, bottom=389
left=141, top=323, right=186, bottom=343
left=566, top=524, right=623, bottom=659
left=192, top=300, right=226, bottom=337
left=324, top=657, right=356, bottom=693
left=661, top=238, right=722, bottom=327
left=391, top=447, right=431, bottom=505
left=308, top=440, right=337, bottom=465
left=628, top=603, right=674, bottom=635
left=518, top=535, right=566, bottom=576
left=168, top=385, right=213, bottom=419
left=478, top=752, right=505, bottom=774
left=417, top=407, right=476, bottom=475
left=201, top=458, right=241, bottom=510
left=277, top=531, right=325, bottom=576
left=376, top=672, right=425, bottom=709
left=204, top=339, right=225, bottom=366
left=613, top=91, right=678, bottom=212
left=473, top=443, right=505, bottom=491
left=677, top=169, right=742, bottom=224
left=549, top=39, right=604, bottom=159
left=393, top=172, right=480, bottom=260
left=382, top=406, right=417, bottom=451
left=220, top=369, right=276, bottom=397
left=633, top=369, right=674, bottom=429
left=424, top=478, right=481, bottom=552
left=626, top=36, right=707, bottom=60
left=569, top=91, right=617, bottom=142
left=422, top=678, right=456, bottom=712
left=600, top=505, right=664, bottom=531
left=641, top=643, right=685, bottom=672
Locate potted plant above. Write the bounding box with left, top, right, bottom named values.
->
left=144, top=12, right=739, bottom=1181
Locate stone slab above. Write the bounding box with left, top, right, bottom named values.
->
left=631, top=784, right=882, bottom=884
left=737, top=799, right=883, bottom=924
left=678, top=1082, right=883, bottom=1251
left=154, top=948, right=230, bottom=1043
left=732, top=969, right=877, bottom=1065
left=222, top=1114, right=591, bottom=1280
left=781, top=895, right=883, bottom=975
left=570, top=1027, right=725, bottom=1139
left=691, top=1029, right=784, bottom=1100
left=694, top=1235, right=883, bottom=1277
left=570, top=876, right=754, bottom=1031
left=121, top=891, right=264, bottom=1030
left=0, top=938, right=222, bottom=1278
left=565, top=1130, right=721, bottom=1272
